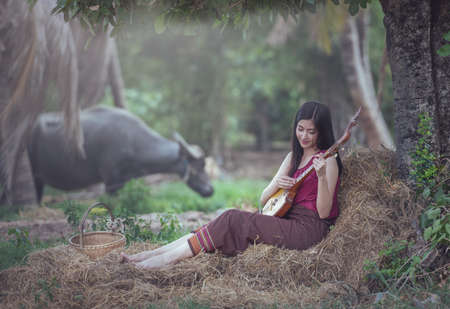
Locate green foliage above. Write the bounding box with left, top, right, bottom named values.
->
left=419, top=187, right=450, bottom=247
left=0, top=228, right=62, bottom=270
left=97, top=178, right=264, bottom=214
left=56, top=179, right=263, bottom=246
left=365, top=113, right=449, bottom=293
left=437, top=31, right=450, bottom=57
left=0, top=228, right=35, bottom=270
left=368, top=283, right=450, bottom=309
left=7, top=227, right=32, bottom=248
left=33, top=277, right=60, bottom=308
left=44, top=0, right=373, bottom=36
left=410, top=113, right=449, bottom=248
left=364, top=240, right=423, bottom=290
left=410, top=113, right=438, bottom=191
left=153, top=213, right=185, bottom=244
left=62, top=200, right=88, bottom=228
left=100, top=179, right=154, bottom=215
left=90, top=212, right=184, bottom=245
left=146, top=179, right=264, bottom=213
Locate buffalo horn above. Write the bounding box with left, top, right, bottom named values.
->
left=173, top=132, right=204, bottom=159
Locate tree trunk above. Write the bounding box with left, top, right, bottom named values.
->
left=254, top=96, right=271, bottom=152
left=340, top=11, right=395, bottom=150
left=71, top=21, right=127, bottom=109
left=209, top=67, right=227, bottom=163
left=317, top=52, right=366, bottom=147
left=108, top=40, right=126, bottom=109
left=266, top=15, right=296, bottom=47
left=376, top=47, right=388, bottom=105
left=71, top=21, right=110, bottom=109
left=380, top=0, right=450, bottom=182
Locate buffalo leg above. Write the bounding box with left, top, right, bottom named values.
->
left=105, top=181, right=125, bottom=194
left=33, top=177, right=44, bottom=204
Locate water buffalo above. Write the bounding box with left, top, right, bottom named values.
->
left=28, top=106, right=214, bottom=202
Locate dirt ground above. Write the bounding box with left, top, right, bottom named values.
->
left=0, top=150, right=287, bottom=241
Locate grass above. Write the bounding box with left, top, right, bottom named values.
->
left=45, top=178, right=266, bottom=216
left=136, top=179, right=266, bottom=213
left=1, top=178, right=266, bottom=221
left=0, top=203, right=24, bottom=221
left=0, top=230, right=64, bottom=271
left=0, top=178, right=266, bottom=271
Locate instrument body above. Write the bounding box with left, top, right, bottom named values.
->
left=261, top=153, right=336, bottom=217
left=261, top=108, right=361, bottom=217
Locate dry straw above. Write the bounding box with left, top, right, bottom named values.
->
left=0, top=147, right=417, bottom=308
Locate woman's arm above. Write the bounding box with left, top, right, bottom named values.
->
left=259, top=152, right=294, bottom=206
left=313, top=155, right=339, bottom=219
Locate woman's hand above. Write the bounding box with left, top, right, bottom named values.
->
left=275, top=175, right=296, bottom=189
left=313, top=154, right=327, bottom=178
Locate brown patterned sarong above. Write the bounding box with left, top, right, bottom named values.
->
left=188, top=205, right=331, bottom=256
left=188, top=226, right=216, bottom=255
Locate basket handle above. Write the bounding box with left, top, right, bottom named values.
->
left=79, top=202, right=116, bottom=249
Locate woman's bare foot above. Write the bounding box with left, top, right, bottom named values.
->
left=134, top=242, right=193, bottom=270
left=120, top=251, right=156, bottom=263
left=119, top=252, right=132, bottom=263
left=120, top=234, right=193, bottom=264
left=134, top=254, right=170, bottom=270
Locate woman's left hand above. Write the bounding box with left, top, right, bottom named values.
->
left=313, top=154, right=326, bottom=178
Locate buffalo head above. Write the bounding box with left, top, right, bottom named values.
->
left=173, top=132, right=214, bottom=197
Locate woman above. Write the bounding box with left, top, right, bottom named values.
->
left=121, top=101, right=342, bottom=269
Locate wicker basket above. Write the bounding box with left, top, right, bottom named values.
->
left=69, top=202, right=125, bottom=260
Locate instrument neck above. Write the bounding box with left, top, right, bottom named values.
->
left=293, top=152, right=337, bottom=183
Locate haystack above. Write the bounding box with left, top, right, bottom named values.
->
left=0, top=148, right=416, bottom=308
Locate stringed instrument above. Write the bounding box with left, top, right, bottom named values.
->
left=261, top=107, right=361, bottom=217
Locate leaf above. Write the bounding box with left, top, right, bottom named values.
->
left=446, top=223, right=450, bottom=236
left=432, top=218, right=442, bottom=232
left=349, top=3, right=359, bottom=15
left=81, top=15, right=96, bottom=36
left=423, top=226, right=433, bottom=241
left=426, top=207, right=441, bottom=220
left=63, top=9, right=70, bottom=22
left=422, top=187, right=431, bottom=199
left=437, top=44, right=450, bottom=57
left=420, top=212, right=429, bottom=229
left=434, top=186, right=450, bottom=205
left=51, top=6, right=63, bottom=15
left=444, top=31, right=450, bottom=42
left=7, top=228, right=18, bottom=236
left=243, top=12, right=250, bottom=31
left=154, top=13, right=167, bottom=34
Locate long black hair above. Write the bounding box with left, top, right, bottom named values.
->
left=288, top=101, right=343, bottom=177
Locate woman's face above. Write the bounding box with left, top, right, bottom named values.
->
left=296, top=119, right=318, bottom=150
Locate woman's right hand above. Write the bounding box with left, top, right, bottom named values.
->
left=275, top=176, right=296, bottom=189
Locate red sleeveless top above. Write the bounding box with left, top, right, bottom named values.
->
left=292, top=151, right=340, bottom=220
